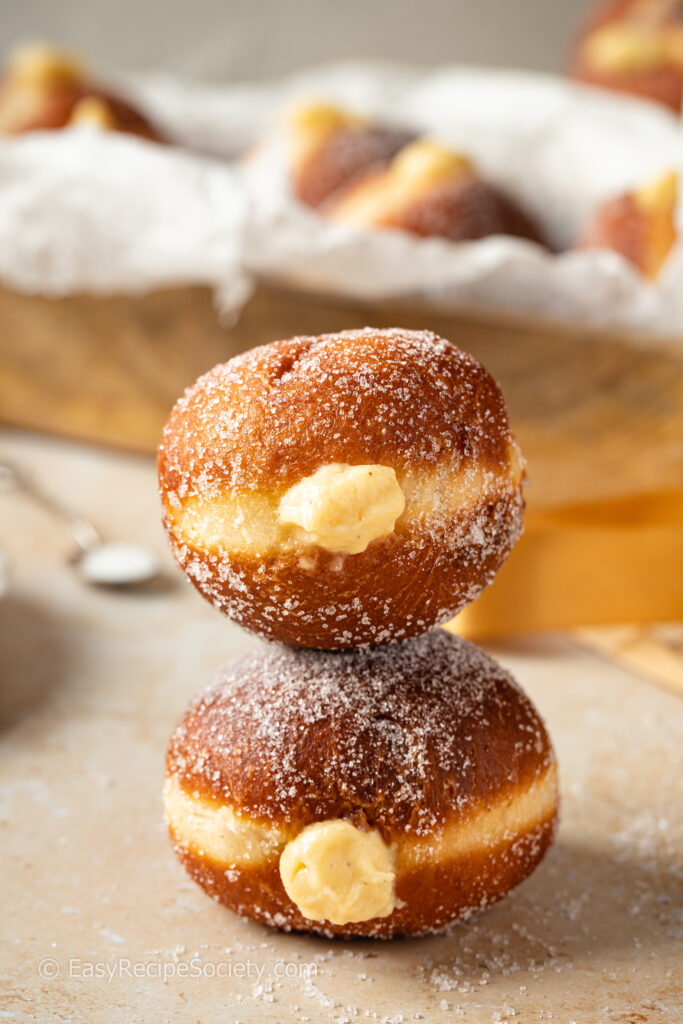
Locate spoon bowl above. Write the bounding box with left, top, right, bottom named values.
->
left=0, top=458, right=162, bottom=590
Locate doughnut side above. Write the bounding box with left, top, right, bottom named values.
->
left=387, top=177, right=546, bottom=245
left=569, top=61, right=683, bottom=109
left=579, top=175, right=677, bottom=279
left=84, top=88, right=164, bottom=141
left=0, top=81, right=78, bottom=133
left=158, top=329, right=524, bottom=646
left=165, top=764, right=558, bottom=938
left=164, top=482, right=523, bottom=648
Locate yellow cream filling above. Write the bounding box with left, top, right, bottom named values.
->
left=166, top=447, right=523, bottom=559
left=277, top=463, right=405, bottom=555
left=633, top=170, right=678, bottom=213
left=279, top=819, right=396, bottom=925
left=8, top=43, right=84, bottom=87
left=69, top=96, right=117, bottom=129
left=583, top=24, right=668, bottom=72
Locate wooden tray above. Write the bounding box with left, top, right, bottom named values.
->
left=1, top=281, right=681, bottom=512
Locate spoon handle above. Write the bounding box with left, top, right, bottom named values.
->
left=0, top=460, right=101, bottom=554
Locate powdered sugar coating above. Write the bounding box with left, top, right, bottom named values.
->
left=167, top=628, right=555, bottom=837
left=158, top=328, right=519, bottom=500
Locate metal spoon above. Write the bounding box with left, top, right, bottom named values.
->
left=0, top=459, right=161, bottom=588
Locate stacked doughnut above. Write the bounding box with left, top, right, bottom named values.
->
left=159, top=327, right=559, bottom=938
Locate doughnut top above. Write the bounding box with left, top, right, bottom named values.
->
left=166, top=629, right=555, bottom=836
left=158, top=328, right=517, bottom=505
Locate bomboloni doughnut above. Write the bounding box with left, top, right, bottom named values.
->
left=0, top=43, right=163, bottom=140
left=325, top=138, right=546, bottom=246
left=164, top=629, right=559, bottom=938
left=570, top=0, right=683, bottom=111
left=579, top=170, right=677, bottom=279
left=287, top=104, right=545, bottom=246
left=158, top=328, right=525, bottom=649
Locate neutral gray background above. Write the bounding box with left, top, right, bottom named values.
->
left=1, top=0, right=595, bottom=81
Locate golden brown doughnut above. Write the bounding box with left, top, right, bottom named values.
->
left=164, top=629, right=559, bottom=938
left=158, top=328, right=525, bottom=649
left=570, top=0, right=683, bottom=111
left=325, top=138, right=547, bottom=246
left=0, top=43, right=164, bottom=141
left=579, top=170, right=677, bottom=278
left=287, top=105, right=546, bottom=246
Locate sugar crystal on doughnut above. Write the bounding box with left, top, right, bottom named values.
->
left=158, top=328, right=525, bottom=648
left=164, top=629, right=558, bottom=938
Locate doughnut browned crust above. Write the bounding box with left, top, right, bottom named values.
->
left=364, top=173, right=547, bottom=246
left=164, top=629, right=559, bottom=938
left=570, top=0, right=683, bottom=111
left=158, top=328, right=525, bottom=649
left=294, top=122, right=416, bottom=208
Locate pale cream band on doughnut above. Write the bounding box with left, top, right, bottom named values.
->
left=163, top=778, right=283, bottom=865
left=277, top=463, right=405, bottom=555
left=165, top=447, right=523, bottom=559
left=164, top=760, right=558, bottom=910
left=279, top=819, right=396, bottom=925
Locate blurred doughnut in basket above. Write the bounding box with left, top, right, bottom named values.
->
left=570, top=0, right=683, bottom=111
left=0, top=42, right=164, bottom=141
left=286, top=102, right=548, bottom=246
left=578, top=170, right=678, bottom=278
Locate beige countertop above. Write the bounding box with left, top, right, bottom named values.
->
left=0, top=428, right=681, bottom=1024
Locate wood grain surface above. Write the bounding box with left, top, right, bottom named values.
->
left=1, top=282, right=682, bottom=511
